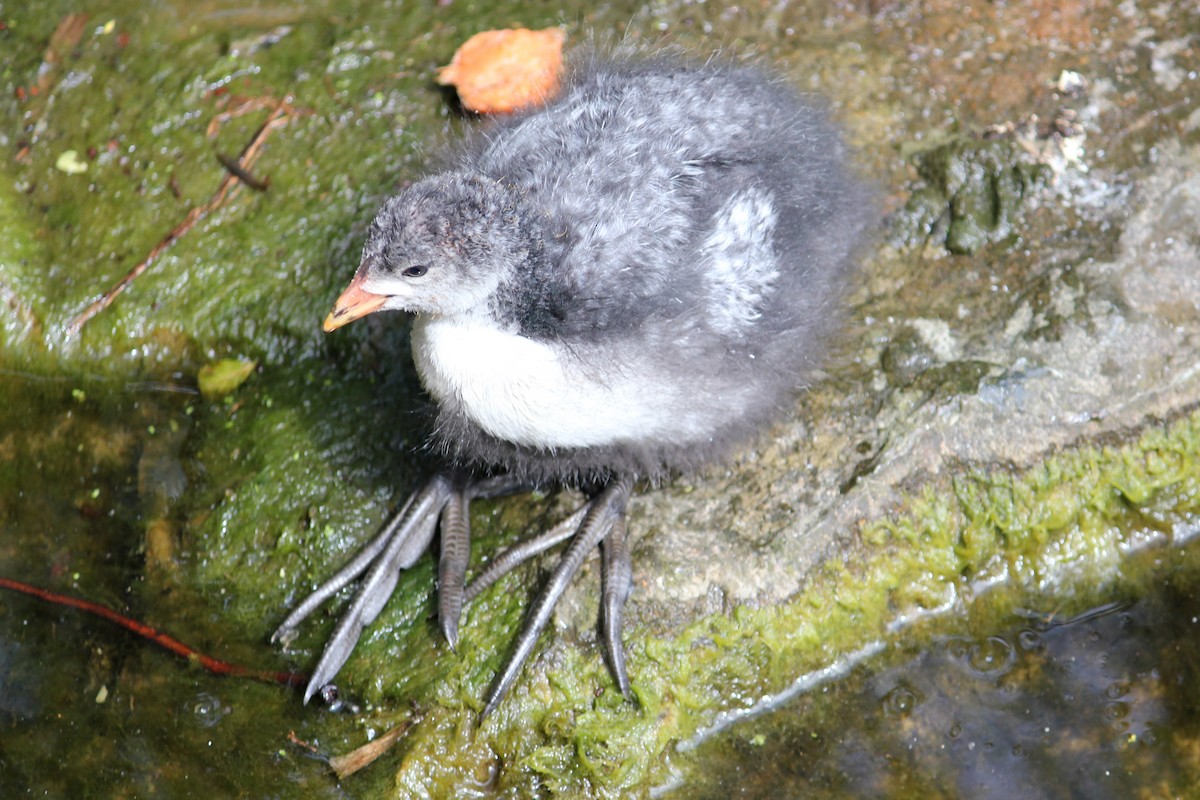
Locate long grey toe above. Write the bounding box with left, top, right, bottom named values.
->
left=437, top=474, right=534, bottom=649
left=286, top=474, right=453, bottom=704
left=600, top=513, right=634, bottom=699
left=463, top=505, right=587, bottom=604
left=437, top=482, right=471, bottom=650
left=481, top=476, right=634, bottom=719
left=272, top=483, right=430, bottom=645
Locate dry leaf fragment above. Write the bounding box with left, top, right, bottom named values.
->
left=39, top=14, right=90, bottom=95
left=436, top=28, right=565, bottom=114
left=328, top=721, right=413, bottom=779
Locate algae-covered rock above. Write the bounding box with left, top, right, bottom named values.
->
left=4, top=0, right=1200, bottom=797
left=892, top=136, right=1053, bottom=255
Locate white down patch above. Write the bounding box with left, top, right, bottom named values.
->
left=701, top=188, right=780, bottom=334
left=410, top=315, right=707, bottom=448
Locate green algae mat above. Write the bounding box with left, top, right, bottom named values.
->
left=4, top=0, right=1200, bottom=797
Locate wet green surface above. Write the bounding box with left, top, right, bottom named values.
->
left=891, top=136, right=1053, bottom=255
left=4, top=370, right=1200, bottom=796
left=670, top=537, right=1200, bottom=799
left=0, top=372, right=354, bottom=797
left=3, top=0, right=1200, bottom=797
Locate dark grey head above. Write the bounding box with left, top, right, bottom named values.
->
left=353, top=172, right=527, bottom=317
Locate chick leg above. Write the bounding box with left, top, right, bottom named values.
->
left=481, top=475, right=634, bottom=718
left=275, top=472, right=634, bottom=713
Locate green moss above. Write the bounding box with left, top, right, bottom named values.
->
left=890, top=136, right=1053, bottom=255
left=1, top=1, right=570, bottom=370
left=277, top=409, right=1200, bottom=796
left=184, top=361, right=422, bottom=613
left=0, top=175, right=47, bottom=349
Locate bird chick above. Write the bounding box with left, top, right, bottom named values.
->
left=274, top=51, right=874, bottom=717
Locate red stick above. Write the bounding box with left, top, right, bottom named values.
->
left=0, top=576, right=307, bottom=689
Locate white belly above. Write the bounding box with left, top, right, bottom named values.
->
left=410, top=315, right=691, bottom=448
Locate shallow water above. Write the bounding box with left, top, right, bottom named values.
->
left=664, top=535, right=1200, bottom=798
left=0, top=370, right=360, bottom=797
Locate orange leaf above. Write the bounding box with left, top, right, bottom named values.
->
left=436, top=28, right=566, bottom=114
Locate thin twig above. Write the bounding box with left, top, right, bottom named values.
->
left=329, top=717, right=418, bottom=778
left=216, top=151, right=270, bottom=191
left=0, top=575, right=307, bottom=689
left=65, top=97, right=293, bottom=337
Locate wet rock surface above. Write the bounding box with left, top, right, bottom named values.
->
left=2, top=0, right=1199, bottom=796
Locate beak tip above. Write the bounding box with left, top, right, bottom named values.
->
left=321, top=275, right=388, bottom=333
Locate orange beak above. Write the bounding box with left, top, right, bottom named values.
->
left=323, top=268, right=388, bottom=332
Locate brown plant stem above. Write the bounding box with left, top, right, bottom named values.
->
left=65, top=97, right=294, bottom=337
left=0, top=575, right=306, bottom=689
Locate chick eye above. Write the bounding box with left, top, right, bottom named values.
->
left=402, top=264, right=428, bottom=278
